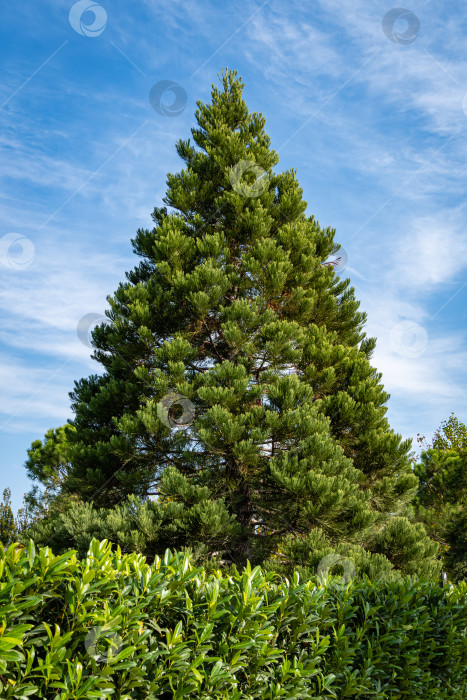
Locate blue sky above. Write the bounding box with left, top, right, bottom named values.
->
left=1, top=0, right=466, bottom=515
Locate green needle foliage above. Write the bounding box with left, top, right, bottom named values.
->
left=24, top=69, right=439, bottom=580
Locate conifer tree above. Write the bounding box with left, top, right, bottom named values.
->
left=24, top=70, right=439, bottom=580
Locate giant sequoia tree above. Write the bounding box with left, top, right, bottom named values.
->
left=24, top=70, right=439, bottom=580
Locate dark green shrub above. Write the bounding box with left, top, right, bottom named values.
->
left=0, top=539, right=465, bottom=699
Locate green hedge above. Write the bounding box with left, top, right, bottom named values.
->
left=0, top=539, right=466, bottom=699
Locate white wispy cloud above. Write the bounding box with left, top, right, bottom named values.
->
left=394, top=210, right=467, bottom=287
left=0, top=355, right=76, bottom=434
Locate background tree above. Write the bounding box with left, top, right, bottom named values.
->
left=417, top=412, right=467, bottom=453
left=444, top=509, right=467, bottom=582
left=0, top=488, right=17, bottom=546
left=23, top=69, right=439, bottom=582
left=24, top=424, right=77, bottom=518
left=0, top=487, right=41, bottom=547
left=414, top=413, right=467, bottom=582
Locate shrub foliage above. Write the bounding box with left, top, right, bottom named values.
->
left=0, top=539, right=466, bottom=699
